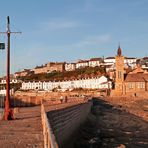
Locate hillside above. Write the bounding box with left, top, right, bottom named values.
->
left=20, top=66, right=106, bottom=82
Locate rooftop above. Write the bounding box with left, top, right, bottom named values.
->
left=125, top=73, right=148, bottom=82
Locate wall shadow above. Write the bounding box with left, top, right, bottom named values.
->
left=65, top=98, right=148, bottom=148
left=0, top=95, right=37, bottom=108
left=46, top=101, right=92, bottom=148
left=10, top=97, right=37, bottom=107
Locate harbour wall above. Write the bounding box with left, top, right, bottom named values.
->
left=41, top=99, right=92, bottom=148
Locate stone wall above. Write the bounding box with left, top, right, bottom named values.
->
left=111, top=89, right=148, bottom=97
left=41, top=104, right=58, bottom=148
left=41, top=100, right=92, bottom=148
left=13, top=90, right=99, bottom=106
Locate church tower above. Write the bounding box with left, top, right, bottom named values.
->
left=115, top=45, right=124, bottom=92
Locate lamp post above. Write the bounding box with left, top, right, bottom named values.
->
left=4, top=16, right=12, bottom=120
left=0, top=16, right=21, bottom=120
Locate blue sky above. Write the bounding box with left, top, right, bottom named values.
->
left=0, top=0, right=148, bottom=76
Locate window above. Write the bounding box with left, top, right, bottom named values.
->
left=138, top=82, right=145, bottom=89
left=128, top=83, right=133, bottom=89
left=118, top=71, right=122, bottom=79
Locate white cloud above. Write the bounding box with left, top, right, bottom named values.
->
left=41, top=19, right=79, bottom=31
left=49, top=34, right=112, bottom=50
left=76, top=34, right=112, bottom=47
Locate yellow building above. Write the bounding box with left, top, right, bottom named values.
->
left=112, top=46, right=148, bottom=97
left=115, top=46, right=125, bottom=94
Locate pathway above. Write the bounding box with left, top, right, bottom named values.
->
left=0, top=106, right=44, bottom=148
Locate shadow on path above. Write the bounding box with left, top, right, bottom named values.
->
left=66, top=98, right=148, bottom=148
left=92, top=98, right=148, bottom=148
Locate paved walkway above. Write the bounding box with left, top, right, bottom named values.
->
left=94, top=99, right=148, bottom=148
left=0, top=106, right=44, bottom=148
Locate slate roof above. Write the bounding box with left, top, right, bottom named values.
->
left=105, top=57, right=115, bottom=59
left=124, top=73, right=148, bottom=82
left=89, top=58, right=102, bottom=61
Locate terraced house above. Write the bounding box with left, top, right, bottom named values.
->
left=21, top=76, right=112, bottom=91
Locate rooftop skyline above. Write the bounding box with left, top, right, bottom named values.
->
left=0, top=0, right=148, bottom=76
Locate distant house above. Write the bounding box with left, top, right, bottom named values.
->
left=47, top=62, right=65, bottom=73
left=65, top=63, right=76, bottom=71
left=14, top=69, right=31, bottom=77
left=0, top=75, right=19, bottom=84
left=104, top=57, right=115, bottom=66
left=76, top=60, right=89, bottom=69
left=124, top=57, right=137, bottom=68
left=105, top=64, right=115, bottom=72
left=88, top=58, right=102, bottom=67
left=32, top=62, right=66, bottom=74
left=141, top=57, right=148, bottom=71
left=33, top=65, right=48, bottom=74
left=104, top=56, right=137, bottom=69
left=21, top=76, right=112, bottom=91
left=124, top=73, right=148, bottom=94
left=22, top=81, right=43, bottom=90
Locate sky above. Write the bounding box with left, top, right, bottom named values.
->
left=0, top=0, right=148, bottom=76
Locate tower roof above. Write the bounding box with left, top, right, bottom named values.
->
left=117, top=45, right=122, bottom=56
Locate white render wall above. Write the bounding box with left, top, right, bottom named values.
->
left=76, top=62, right=89, bottom=69
left=104, top=58, right=115, bottom=65
left=21, top=76, right=112, bottom=90
left=0, top=79, right=19, bottom=84
left=88, top=61, right=100, bottom=67
left=104, top=57, right=137, bottom=69
left=65, top=63, right=76, bottom=71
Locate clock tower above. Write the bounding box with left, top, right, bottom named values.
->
left=115, top=45, right=124, bottom=92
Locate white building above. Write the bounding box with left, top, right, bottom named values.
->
left=104, top=57, right=115, bottom=66
left=0, top=89, right=14, bottom=95
left=21, top=76, right=112, bottom=91
left=105, top=64, right=115, bottom=72
left=76, top=60, right=89, bottom=69
left=88, top=58, right=102, bottom=67
left=124, top=57, right=137, bottom=68
left=0, top=76, right=20, bottom=84
left=21, top=81, right=43, bottom=90
left=65, top=63, right=76, bottom=71
left=104, top=56, right=137, bottom=70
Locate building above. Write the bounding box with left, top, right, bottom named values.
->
left=104, top=56, right=137, bottom=70
left=76, top=60, right=89, bottom=69
left=124, top=57, right=137, bottom=68
left=88, top=58, right=102, bottom=67
left=112, top=46, right=148, bottom=96
left=104, top=57, right=115, bottom=66
left=141, top=57, right=148, bottom=71
left=14, top=69, right=31, bottom=77
left=0, top=75, right=19, bottom=84
left=33, top=65, right=49, bottom=74
left=105, top=65, right=115, bottom=72
left=65, top=63, right=76, bottom=71
left=47, top=62, right=65, bottom=73
left=115, top=46, right=125, bottom=93
left=21, top=76, right=112, bottom=91
left=32, top=62, right=66, bottom=74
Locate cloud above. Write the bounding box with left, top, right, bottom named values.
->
left=76, top=34, right=112, bottom=47
left=41, top=19, right=79, bottom=31
left=49, top=34, right=112, bottom=50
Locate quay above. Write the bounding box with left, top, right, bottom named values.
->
left=0, top=96, right=91, bottom=148
left=0, top=106, right=44, bottom=148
